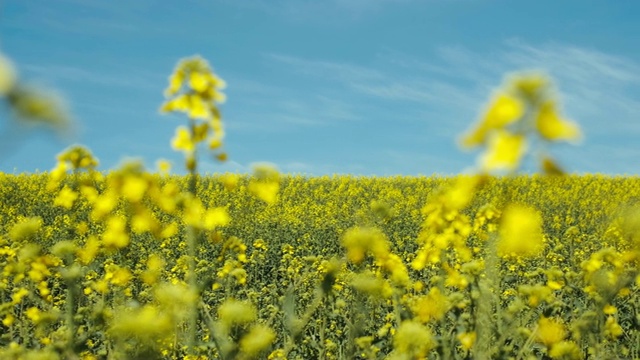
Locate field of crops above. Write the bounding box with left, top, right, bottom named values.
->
left=1, top=172, right=639, bottom=359
left=1, top=55, right=639, bottom=359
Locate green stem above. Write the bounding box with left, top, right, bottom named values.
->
left=186, top=117, right=200, bottom=355
left=186, top=225, right=198, bottom=354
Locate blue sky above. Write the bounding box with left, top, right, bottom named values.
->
left=1, top=0, right=639, bottom=175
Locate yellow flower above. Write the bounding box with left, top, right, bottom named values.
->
left=548, top=341, right=581, bottom=360
left=142, top=254, right=165, bottom=285
left=189, top=71, right=210, bottom=93
left=248, top=182, right=279, bottom=204
left=457, top=331, right=476, bottom=351
left=102, top=216, right=130, bottom=250
left=412, top=287, right=449, bottom=323
left=248, top=164, right=280, bottom=204
left=0, top=53, right=16, bottom=95
left=536, top=317, right=566, bottom=348
left=444, top=268, right=469, bottom=290
left=481, top=130, right=526, bottom=172
left=161, top=94, right=189, bottom=112
left=351, top=271, right=393, bottom=299
left=121, top=175, right=148, bottom=202
left=90, top=191, right=118, bottom=221
left=131, top=210, right=157, bottom=234
left=203, top=207, right=230, bottom=230
left=220, top=173, right=240, bottom=191
left=109, top=305, right=173, bottom=344
left=341, top=227, right=389, bottom=264
left=187, top=94, right=210, bottom=119
left=12, top=288, right=29, bottom=304
left=164, top=69, right=184, bottom=97
left=2, top=314, right=15, bottom=327
left=483, top=93, right=525, bottom=129
left=498, top=204, right=544, bottom=258
left=536, top=101, right=581, bottom=142
left=9, top=217, right=42, bottom=241
left=393, top=321, right=434, bottom=357
left=25, top=307, right=42, bottom=324
left=604, top=316, right=623, bottom=338
left=110, top=267, right=132, bottom=287
left=461, top=93, right=524, bottom=147
left=54, top=186, right=78, bottom=209
left=239, top=324, right=276, bottom=357
left=217, top=299, right=257, bottom=330
left=171, top=126, right=195, bottom=153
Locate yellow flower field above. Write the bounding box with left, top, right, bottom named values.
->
left=0, top=54, right=638, bottom=359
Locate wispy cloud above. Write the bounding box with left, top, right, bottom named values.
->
left=266, top=54, right=384, bottom=82
left=264, top=41, right=640, bottom=173
left=269, top=39, right=640, bottom=133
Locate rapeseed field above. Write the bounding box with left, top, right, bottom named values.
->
left=0, top=54, right=638, bottom=359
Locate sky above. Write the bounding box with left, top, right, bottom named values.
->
left=1, top=0, right=639, bottom=176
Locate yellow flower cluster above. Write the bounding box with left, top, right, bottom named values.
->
left=462, top=72, right=581, bottom=173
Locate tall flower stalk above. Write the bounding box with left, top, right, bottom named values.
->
left=160, top=56, right=227, bottom=354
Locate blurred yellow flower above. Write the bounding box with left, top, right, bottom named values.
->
left=54, top=186, right=78, bottom=209
left=121, top=175, right=148, bottom=203
left=603, top=304, right=617, bottom=315
left=239, top=324, right=276, bottom=357
left=2, top=314, right=15, bottom=327
left=351, top=271, right=393, bottom=299
left=457, top=331, right=476, bottom=351
left=217, top=298, right=257, bottom=330
left=0, top=53, right=17, bottom=95
left=102, top=216, right=130, bottom=250
left=172, top=126, right=195, bottom=153
left=412, top=287, right=449, bottom=323
left=9, top=217, right=42, bottom=241
left=109, top=305, right=173, bottom=344
left=76, top=236, right=100, bottom=265
left=536, top=101, right=581, bottom=142
left=548, top=341, right=581, bottom=360
left=498, top=204, right=544, bottom=258
left=342, top=227, right=389, bottom=264
left=25, top=307, right=42, bottom=324
left=481, top=130, right=527, bottom=172
left=536, top=317, right=566, bottom=348
left=249, top=182, right=279, bottom=204
left=393, top=321, right=434, bottom=357
left=203, top=207, right=230, bottom=230
left=462, top=93, right=524, bottom=147
left=604, top=316, right=623, bottom=338
left=164, top=69, right=185, bottom=97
